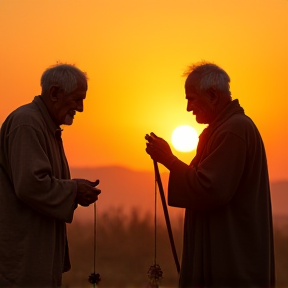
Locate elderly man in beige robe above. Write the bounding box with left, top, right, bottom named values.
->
left=145, top=62, right=275, bottom=287
left=0, top=64, right=101, bottom=287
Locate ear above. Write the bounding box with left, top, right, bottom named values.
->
left=49, top=86, right=60, bottom=102
left=207, top=87, right=219, bottom=105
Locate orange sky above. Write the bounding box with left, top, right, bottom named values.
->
left=0, top=0, right=287, bottom=181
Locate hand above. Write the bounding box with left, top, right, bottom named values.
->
left=73, top=179, right=101, bottom=207
left=145, top=132, right=177, bottom=169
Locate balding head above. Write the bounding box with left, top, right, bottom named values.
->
left=40, top=63, right=88, bottom=126
left=184, top=61, right=232, bottom=124
left=184, top=61, right=231, bottom=101
left=41, top=63, right=88, bottom=97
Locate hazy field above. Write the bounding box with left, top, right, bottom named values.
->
left=60, top=167, right=288, bottom=287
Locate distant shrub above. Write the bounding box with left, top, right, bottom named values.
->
left=63, top=207, right=182, bottom=287
left=63, top=208, right=288, bottom=288
left=274, top=224, right=288, bottom=287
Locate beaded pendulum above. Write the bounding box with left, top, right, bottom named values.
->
left=88, top=202, right=101, bottom=286
left=147, top=167, right=163, bottom=288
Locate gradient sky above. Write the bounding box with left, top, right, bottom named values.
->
left=0, top=0, right=287, bottom=181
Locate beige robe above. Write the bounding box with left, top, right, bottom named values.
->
left=0, top=96, right=77, bottom=287
left=168, top=100, right=275, bottom=287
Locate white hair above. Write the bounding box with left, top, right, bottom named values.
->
left=41, top=63, right=88, bottom=94
left=184, top=61, right=231, bottom=98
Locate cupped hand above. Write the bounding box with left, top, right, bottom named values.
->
left=74, top=179, right=101, bottom=207
left=145, top=132, right=177, bottom=169
left=73, top=179, right=100, bottom=187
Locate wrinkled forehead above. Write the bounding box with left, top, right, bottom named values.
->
left=185, top=72, right=201, bottom=92
left=77, top=76, right=88, bottom=91
left=185, top=72, right=201, bottom=86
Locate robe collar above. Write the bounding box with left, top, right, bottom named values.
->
left=32, top=95, right=63, bottom=138
left=191, top=99, right=244, bottom=167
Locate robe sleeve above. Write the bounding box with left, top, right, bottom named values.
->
left=168, top=131, right=246, bottom=210
left=8, top=124, right=77, bottom=223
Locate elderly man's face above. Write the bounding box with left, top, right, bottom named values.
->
left=185, top=75, right=215, bottom=124
left=52, top=80, right=87, bottom=126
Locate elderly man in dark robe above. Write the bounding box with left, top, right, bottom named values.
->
left=145, top=62, right=275, bottom=287
left=0, top=64, right=101, bottom=287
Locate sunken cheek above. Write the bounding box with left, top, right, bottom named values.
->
left=60, top=105, right=74, bottom=118
left=66, top=100, right=78, bottom=111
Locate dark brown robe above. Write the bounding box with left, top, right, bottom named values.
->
left=0, top=96, right=77, bottom=287
left=168, top=100, right=275, bottom=287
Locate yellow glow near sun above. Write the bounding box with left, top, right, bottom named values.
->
left=171, top=125, right=199, bottom=152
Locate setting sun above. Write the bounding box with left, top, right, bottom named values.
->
left=171, top=125, right=199, bottom=152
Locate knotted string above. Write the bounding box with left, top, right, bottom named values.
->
left=154, top=172, right=157, bottom=266
left=93, top=202, right=96, bottom=275
left=88, top=202, right=101, bottom=286
left=147, top=165, right=163, bottom=288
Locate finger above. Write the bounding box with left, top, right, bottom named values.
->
left=88, top=179, right=100, bottom=187
left=89, top=194, right=99, bottom=204
left=150, top=132, right=159, bottom=139
left=145, top=145, right=154, bottom=153
left=145, top=147, right=155, bottom=158
left=146, top=142, right=153, bottom=148
left=88, top=188, right=101, bottom=195
left=145, top=134, right=154, bottom=143
left=150, top=133, right=166, bottom=144
left=95, top=188, right=101, bottom=195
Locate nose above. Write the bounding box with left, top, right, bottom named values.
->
left=76, top=100, right=84, bottom=112
left=187, top=100, right=193, bottom=112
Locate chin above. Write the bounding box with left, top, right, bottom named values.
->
left=64, top=120, right=73, bottom=125
left=195, top=114, right=210, bottom=124
left=63, top=115, right=74, bottom=125
left=196, top=117, right=205, bottom=124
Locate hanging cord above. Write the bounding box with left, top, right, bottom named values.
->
left=154, top=174, right=157, bottom=266
left=93, top=202, right=96, bottom=274
left=153, top=160, right=180, bottom=274
left=147, top=164, right=163, bottom=287
left=88, top=202, right=101, bottom=286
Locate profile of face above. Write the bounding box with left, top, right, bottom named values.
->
left=50, top=79, right=87, bottom=126
left=185, top=74, right=216, bottom=124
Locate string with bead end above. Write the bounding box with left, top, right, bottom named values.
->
left=88, top=202, right=101, bottom=287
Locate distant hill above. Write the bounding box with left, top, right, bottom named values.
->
left=70, top=166, right=288, bottom=226
left=270, top=180, right=288, bottom=228
left=70, top=166, right=184, bottom=224
left=270, top=181, right=288, bottom=215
